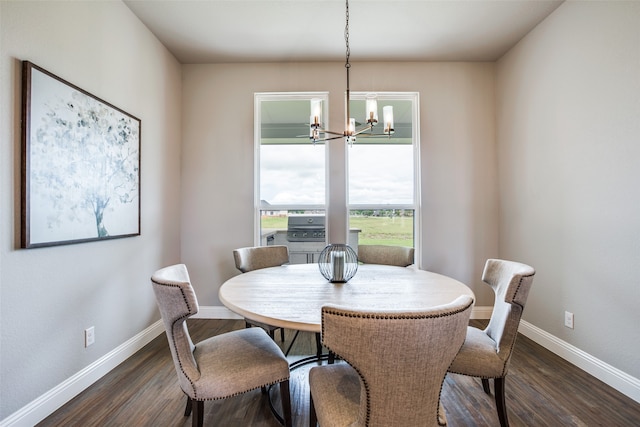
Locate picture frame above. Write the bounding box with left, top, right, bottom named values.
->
left=21, top=61, right=141, bottom=248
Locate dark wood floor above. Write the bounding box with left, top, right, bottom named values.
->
left=38, top=319, right=640, bottom=426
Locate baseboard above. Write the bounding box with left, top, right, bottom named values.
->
left=198, top=306, right=640, bottom=403
left=518, top=320, right=640, bottom=403
left=0, top=320, right=165, bottom=427
left=5, top=307, right=637, bottom=427
left=192, top=305, right=243, bottom=319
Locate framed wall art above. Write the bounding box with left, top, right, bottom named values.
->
left=21, top=61, right=141, bottom=248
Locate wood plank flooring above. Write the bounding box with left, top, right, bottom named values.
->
left=38, top=319, right=640, bottom=426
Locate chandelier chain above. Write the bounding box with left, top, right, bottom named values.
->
left=308, top=0, right=394, bottom=143
left=345, top=0, right=350, bottom=69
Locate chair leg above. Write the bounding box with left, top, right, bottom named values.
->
left=184, top=397, right=192, bottom=416
left=494, top=377, right=509, bottom=427
left=191, top=400, right=204, bottom=427
left=315, top=332, right=322, bottom=358
left=482, top=378, right=491, bottom=394
left=280, top=327, right=285, bottom=342
left=309, top=392, right=318, bottom=427
left=280, top=380, right=293, bottom=427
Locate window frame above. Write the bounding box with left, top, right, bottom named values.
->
left=254, top=92, right=329, bottom=244
left=347, top=92, right=421, bottom=261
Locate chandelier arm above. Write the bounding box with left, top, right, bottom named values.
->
left=326, top=134, right=349, bottom=141
left=353, top=124, right=375, bottom=137
left=311, top=134, right=349, bottom=143
left=318, top=129, right=347, bottom=137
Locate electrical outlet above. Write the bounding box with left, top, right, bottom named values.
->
left=85, top=326, right=95, bottom=347
left=564, top=311, right=574, bottom=329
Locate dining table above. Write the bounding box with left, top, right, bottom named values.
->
left=220, top=262, right=475, bottom=425
left=219, top=263, right=475, bottom=335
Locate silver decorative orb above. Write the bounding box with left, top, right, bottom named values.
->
left=318, top=244, right=358, bottom=282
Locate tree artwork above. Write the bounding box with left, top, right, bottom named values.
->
left=22, top=62, right=140, bottom=247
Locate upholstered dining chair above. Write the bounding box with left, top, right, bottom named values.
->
left=309, top=295, right=474, bottom=427
left=357, top=244, right=415, bottom=267
left=448, top=259, right=535, bottom=427
left=233, top=245, right=289, bottom=342
left=150, top=264, right=292, bottom=427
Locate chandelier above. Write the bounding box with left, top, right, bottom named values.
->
left=309, top=0, right=394, bottom=144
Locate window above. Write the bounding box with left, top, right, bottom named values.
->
left=257, top=94, right=327, bottom=208
left=348, top=93, right=419, bottom=249
left=255, top=93, right=327, bottom=262
left=255, top=92, right=420, bottom=264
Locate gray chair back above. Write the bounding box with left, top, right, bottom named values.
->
left=150, top=264, right=199, bottom=397
left=357, top=244, right=414, bottom=267
left=233, top=245, right=289, bottom=273
left=321, top=295, right=473, bottom=426
left=483, top=259, right=536, bottom=363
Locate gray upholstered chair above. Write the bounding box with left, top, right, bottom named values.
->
left=233, top=245, right=289, bottom=342
left=448, top=259, right=535, bottom=427
left=150, top=264, right=292, bottom=427
left=309, top=295, right=474, bottom=427
left=357, top=244, right=415, bottom=267
left=233, top=245, right=290, bottom=273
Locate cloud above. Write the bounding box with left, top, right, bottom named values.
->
left=260, top=144, right=413, bottom=205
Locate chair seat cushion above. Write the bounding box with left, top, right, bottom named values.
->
left=448, top=326, right=507, bottom=378
left=191, top=327, right=289, bottom=400
left=310, top=363, right=361, bottom=426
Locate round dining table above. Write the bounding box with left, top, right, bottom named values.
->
left=219, top=263, right=475, bottom=334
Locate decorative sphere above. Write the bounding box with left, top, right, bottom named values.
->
left=318, top=244, right=358, bottom=282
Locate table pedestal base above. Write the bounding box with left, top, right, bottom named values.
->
left=268, top=353, right=336, bottom=425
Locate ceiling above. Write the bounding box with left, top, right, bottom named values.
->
left=123, top=0, right=564, bottom=64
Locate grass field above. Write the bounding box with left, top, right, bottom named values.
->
left=261, top=215, right=413, bottom=246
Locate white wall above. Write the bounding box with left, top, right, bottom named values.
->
left=496, top=1, right=640, bottom=378
left=0, top=1, right=182, bottom=420
left=181, top=62, right=498, bottom=307
left=10, top=0, right=638, bottom=421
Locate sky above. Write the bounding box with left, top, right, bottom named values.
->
left=260, top=143, right=413, bottom=206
